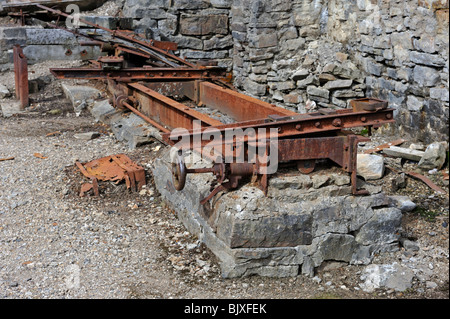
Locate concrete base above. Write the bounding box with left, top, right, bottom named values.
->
left=151, top=148, right=415, bottom=278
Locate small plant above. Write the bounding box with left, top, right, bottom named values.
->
left=413, top=206, right=439, bottom=222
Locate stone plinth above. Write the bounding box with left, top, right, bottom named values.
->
left=151, top=148, right=414, bottom=278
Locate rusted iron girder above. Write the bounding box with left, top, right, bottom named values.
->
left=13, top=45, right=29, bottom=109
left=49, top=67, right=228, bottom=82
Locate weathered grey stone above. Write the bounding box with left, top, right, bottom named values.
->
left=323, top=79, right=353, bottom=90
left=250, top=32, right=278, bottom=48
left=418, top=142, right=447, bottom=170
left=292, top=68, right=310, bottom=81
left=357, top=154, right=385, bottom=180
left=360, top=263, right=415, bottom=292
left=406, top=95, right=424, bottom=111
left=243, top=78, right=267, bottom=96
left=0, top=100, right=23, bottom=118
left=413, top=65, right=441, bottom=87
left=355, top=207, right=402, bottom=246
left=204, top=35, right=233, bottom=50
left=389, top=195, right=417, bottom=212
left=430, top=87, right=449, bottom=102
left=61, top=84, right=102, bottom=114
left=22, top=45, right=100, bottom=63
left=409, top=51, right=446, bottom=67
left=306, top=86, right=330, bottom=99
left=210, top=0, right=232, bottom=8
left=74, top=132, right=100, bottom=140
left=0, top=84, right=10, bottom=99
left=383, top=146, right=425, bottom=161
left=147, top=146, right=407, bottom=278
left=316, top=234, right=357, bottom=263
left=180, top=15, right=228, bottom=36
left=400, top=238, right=420, bottom=252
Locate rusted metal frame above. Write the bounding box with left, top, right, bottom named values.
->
left=35, top=4, right=193, bottom=68
left=127, top=82, right=224, bottom=131
left=49, top=67, right=227, bottom=82
left=163, top=108, right=395, bottom=148
left=196, top=81, right=298, bottom=122
left=13, top=45, right=29, bottom=109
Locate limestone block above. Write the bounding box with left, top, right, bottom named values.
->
left=409, top=51, right=446, bottom=67
left=306, top=86, right=330, bottom=99
left=180, top=15, right=229, bottom=36
left=430, top=87, right=450, bottom=101
left=418, top=142, right=447, bottom=169
left=323, top=79, right=353, bottom=90
left=355, top=207, right=402, bottom=246
left=383, top=146, right=425, bottom=161
left=357, top=154, right=385, bottom=180
left=413, top=65, right=441, bottom=87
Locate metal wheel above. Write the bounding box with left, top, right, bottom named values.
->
left=171, top=153, right=187, bottom=191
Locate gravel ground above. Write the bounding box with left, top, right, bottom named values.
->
left=0, top=64, right=449, bottom=301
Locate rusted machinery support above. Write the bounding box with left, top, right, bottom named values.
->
left=13, top=45, right=29, bottom=109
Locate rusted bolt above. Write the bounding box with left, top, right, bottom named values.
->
left=386, top=113, right=392, bottom=119
left=361, top=116, right=367, bottom=123
left=295, top=124, right=302, bottom=131
left=332, top=119, right=342, bottom=127
left=173, top=72, right=177, bottom=76
left=315, top=121, right=321, bottom=128
left=65, top=49, right=72, bottom=56
left=277, top=127, right=282, bottom=133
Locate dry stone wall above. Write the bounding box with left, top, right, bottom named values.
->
left=123, top=0, right=234, bottom=69
left=229, top=0, right=449, bottom=143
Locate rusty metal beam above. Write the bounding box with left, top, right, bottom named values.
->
left=50, top=67, right=227, bottom=82
left=127, top=83, right=224, bottom=131
left=197, top=81, right=298, bottom=122
left=163, top=107, right=395, bottom=149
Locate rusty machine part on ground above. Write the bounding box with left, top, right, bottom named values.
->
left=76, top=154, right=146, bottom=197
left=34, top=4, right=395, bottom=204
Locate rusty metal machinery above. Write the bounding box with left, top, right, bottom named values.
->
left=33, top=4, right=396, bottom=204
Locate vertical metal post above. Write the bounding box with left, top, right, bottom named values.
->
left=13, top=45, right=29, bottom=110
